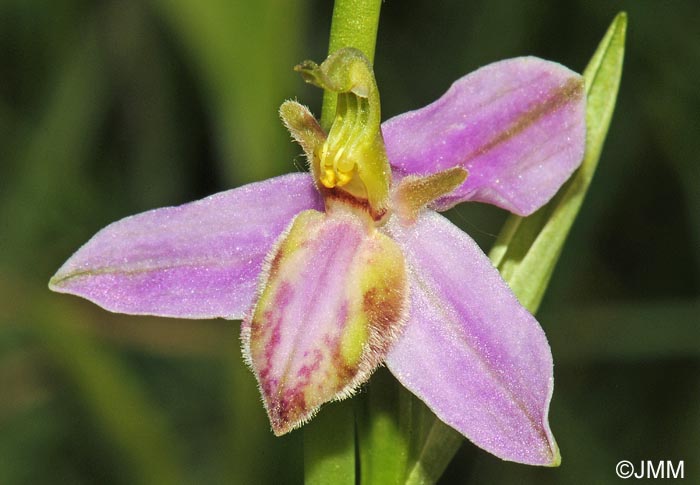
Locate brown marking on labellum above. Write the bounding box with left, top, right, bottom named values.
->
left=330, top=337, right=360, bottom=384
left=267, top=248, right=285, bottom=280
left=251, top=282, right=292, bottom=399
left=319, top=332, right=356, bottom=384
left=321, top=186, right=388, bottom=222
left=336, top=301, right=350, bottom=327
left=248, top=308, right=271, bottom=341
left=269, top=388, right=308, bottom=435
left=296, top=348, right=323, bottom=381
left=267, top=346, right=327, bottom=435
left=364, top=277, right=406, bottom=328
left=261, top=324, right=337, bottom=435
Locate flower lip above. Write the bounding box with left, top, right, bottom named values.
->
left=242, top=207, right=408, bottom=435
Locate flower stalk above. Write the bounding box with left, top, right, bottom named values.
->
left=304, top=0, right=383, bottom=483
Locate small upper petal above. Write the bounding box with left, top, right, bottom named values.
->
left=382, top=57, right=585, bottom=216
left=49, top=173, right=322, bottom=319
left=384, top=211, right=559, bottom=466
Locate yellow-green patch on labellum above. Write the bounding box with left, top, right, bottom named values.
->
left=50, top=47, right=587, bottom=466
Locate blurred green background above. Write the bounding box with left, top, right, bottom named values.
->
left=1, top=0, right=698, bottom=484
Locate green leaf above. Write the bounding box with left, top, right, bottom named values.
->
left=401, top=393, right=463, bottom=485
left=400, top=12, right=628, bottom=484
left=489, top=11, right=628, bottom=312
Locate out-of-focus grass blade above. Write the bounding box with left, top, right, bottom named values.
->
left=401, top=13, right=628, bottom=485
left=150, top=0, right=306, bottom=185
left=28, top=297, right=187, bottom=485
left=0, top=28, right=106, bottom=277
left=490, top=12, right=628, bottom=312
left=102, top=1, right=189, bottom=208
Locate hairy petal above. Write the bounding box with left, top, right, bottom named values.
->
left=49, top=174, right=322, bottom=319
left=243, top=208, right=407, bottom=435
left=384, top=211, right=559, bottom=466
left=382, top=57, right=585, bottom=216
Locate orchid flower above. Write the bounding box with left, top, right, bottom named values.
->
left=49, top=48, right=585, bottom=466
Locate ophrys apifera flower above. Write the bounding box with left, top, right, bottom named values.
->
left=50, top=48, right=585, bottom=466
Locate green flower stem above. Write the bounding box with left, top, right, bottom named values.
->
left=303, top=1, right=382, bottom=483
left=303, top=400, right=356, bottom=485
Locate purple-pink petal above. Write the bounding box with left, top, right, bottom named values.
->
left=49, top=173, right=322, bottom=319
left=384, top=211, right=559, bottom=466
left=382, top=57, right=585, bottom=216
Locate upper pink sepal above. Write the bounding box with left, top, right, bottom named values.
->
left=385, top=211, right=559, bottom=466
left=49, top=173, right=322, bottom=319
left=382, top=57, right=585, bottom=216
left=243, top=208, right=407, bottom=435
